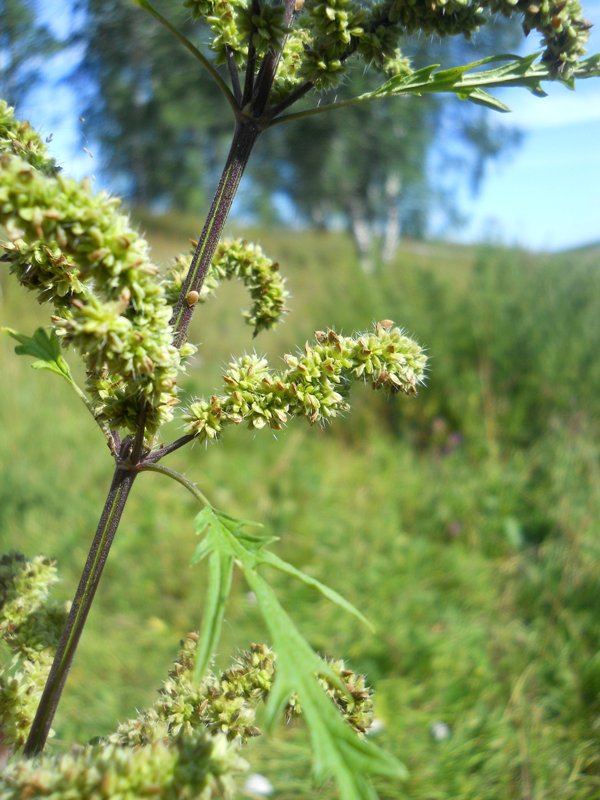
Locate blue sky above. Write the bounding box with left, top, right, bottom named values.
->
left=19, top=0, right=600, bottom=252
left=457, top=0, right=600, bottom=250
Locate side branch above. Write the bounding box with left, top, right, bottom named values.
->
left=140, top=463, right=211, bottom=507
left=148, top=433, right=197, bottom=462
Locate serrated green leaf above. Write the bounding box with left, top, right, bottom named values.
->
left=216, top=509, right=264, bottom=530
left=190, top=504, right=406, bottom=798
left=3, top=327, right=73, bottom=381
left=357, top=52, right=600, bottom=114
left=258, top=549, right=373, bottom=631
left=192, top=507, right=236, bottom=679
left=194, top=505, right=220, bottom=539
left=190, top=537, right=213, bottom=565
left=193, top=549, right=234, bottom=681
left=218, top=509, right=279, bottom=550
left=241, top=563, right=406, bottom=800
left=458, top=88, right=511, bottom=112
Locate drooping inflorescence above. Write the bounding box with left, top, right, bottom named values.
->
left=0, top=101, right=183, bottom=435
left=164, top=238, right=289, bottom=336
left=111, top=634, right=374, bottom=747
left=183, top=321, right=427, bottom=442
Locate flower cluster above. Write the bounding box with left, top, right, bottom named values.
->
left=182, top=0, right=590, bottom=101
left=1, top=732, right=243, bottom=799
left=0, top=101, right=182, bottom=435
left=381, top=0, right=591, bottom=73
left=0, top=554, right=67, bottom=750
left=112, top=633, right=373, bottom=747
left=0, top=572, right=375, bottom=799
left=183, top=320, right=427, bottom=442
left=286, top=658, right=374, bottom=733
left=238, top=1, right=291, bottom=59
left=164, top=238, right=288, bottom=336
left=184, top=0, right=288, bottom=66
left=111, top=638, right=275, bottom=747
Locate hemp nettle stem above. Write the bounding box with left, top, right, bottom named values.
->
left=170, top=121, right=261, bottom=349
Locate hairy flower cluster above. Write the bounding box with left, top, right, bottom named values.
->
left=113, top=634, right=374, bottom=746
left=0, top=558, right=375, bottom=795
left=164, top=238, right=288, bottom=336
left=183, top=321, right=426, bottom=442
left=183, top=0, right=590, bottom=100
left=0, top=106, right=59, bottom=177
left=0, top=101, right=182, bottom=434
left=112, top=637, right=276, bottom=746
left=380, top=0, right=591, bottom=73
left=299, top=0, right=366, bottom=88
left=286, top=659, right=374, bottom=733
left=184, top=0, right=288, bottom=65
left=0, top=554, right=67, bottom=750
left=1, top=733, right=243, bottom=799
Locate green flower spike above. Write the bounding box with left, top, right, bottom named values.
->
left=183, top=320, right=427, bottom=442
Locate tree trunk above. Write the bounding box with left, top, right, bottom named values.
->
left=348, top=199, right=375, bottom=274
left=381, top=173, right=402, bottom=265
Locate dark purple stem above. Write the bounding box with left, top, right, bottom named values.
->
left=170, top=120, right=261, bottom=348
left=24, top=452, right=137, bottom=756
left=225, top=46, right=242, bottom=103
left=148, top=434, right=197, bottom=463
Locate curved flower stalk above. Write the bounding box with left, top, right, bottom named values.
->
left=164, top=238, right=289, bottom=336
left=183, top=321, right=426, bottom=442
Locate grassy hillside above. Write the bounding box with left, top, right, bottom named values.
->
left=2, top=218, right=600, bottom=798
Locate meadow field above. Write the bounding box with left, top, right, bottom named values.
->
left=2, top=218, right=600, bottom=798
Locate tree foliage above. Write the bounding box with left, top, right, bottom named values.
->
left=0, top=0, right=60, bottom=108
left=73, top=1, right=520, bottom=265
left=71, top=0, right=231, bottom=209
left=252, top=22, right=524, bottom=269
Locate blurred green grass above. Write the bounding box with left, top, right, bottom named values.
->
left=2, top=215, right=600, bottom=798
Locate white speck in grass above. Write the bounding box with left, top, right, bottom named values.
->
left=430, top=721, right=451, bottom=741
left=367, top=718, right=386, bottom=735
left=244, top=773, right=274, bottom=796
left=245, top=591, right=258, bottom=605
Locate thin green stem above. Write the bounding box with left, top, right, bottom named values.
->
left=270, top=94, right=362, bottom=126
left=135, top=0, right=238, bottom=115
left=140, top=463, right=211, bottom=507
left=24, top=461, right=137, bottom=756
left=62, top=378, right=120, bottom=456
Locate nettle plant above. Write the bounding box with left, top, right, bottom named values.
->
left=0, top=0, right=598, bottom=796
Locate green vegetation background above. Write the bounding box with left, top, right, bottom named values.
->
left=2, top=218, right=600, bottom=798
